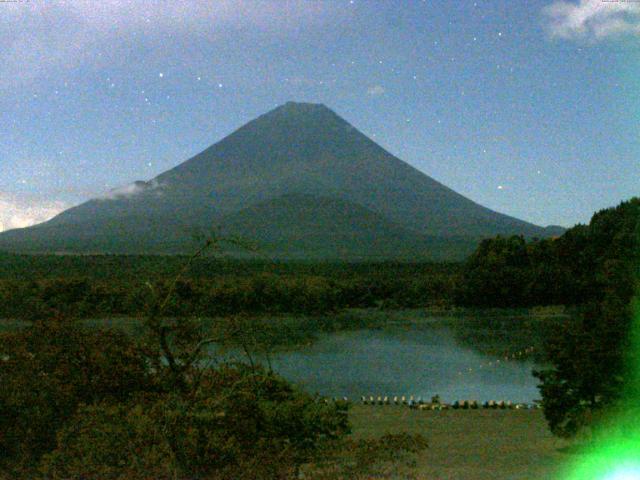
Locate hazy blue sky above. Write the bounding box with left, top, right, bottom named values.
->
left=1, top=0, right=638, bottom=231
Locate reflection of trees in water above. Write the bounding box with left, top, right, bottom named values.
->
left=446, top=314, right=571, bottom=363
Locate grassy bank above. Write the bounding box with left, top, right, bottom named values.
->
left=349, top=404, right=573, bottom=480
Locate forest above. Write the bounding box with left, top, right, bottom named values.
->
left=0, top=255, right=459, bottom=319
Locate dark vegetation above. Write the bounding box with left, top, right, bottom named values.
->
left=459, top=198, right=640, bottom=438
left=534, top=199, right=639, bottom=438
left=458, top=225, right=612, bottom=308
left=0, top=315, right=354, bottom=479
left=0, top=256, right=460, bottom=319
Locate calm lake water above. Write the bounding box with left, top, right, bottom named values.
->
left=5, top=312, right=551, bottom=403
left=215, top=321, right=544, bottom=403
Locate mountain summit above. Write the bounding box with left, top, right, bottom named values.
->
left=0, top=102, right=561, bottom=260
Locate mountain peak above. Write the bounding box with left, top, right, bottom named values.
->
left=267, top=101, right=335, bottom=118
left=282, top=100, right=329, bottom=110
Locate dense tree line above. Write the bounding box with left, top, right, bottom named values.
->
left=0, top=253, right=458, bottom=282
left=534, top=198, right=639, bottom=438
left=457, top=199, right=639, bottom=309
left=462, top=198, right=640, bottom=438
left=458, top=231, right=596, bottom=308
left=0, top=270, right=458, bottom=320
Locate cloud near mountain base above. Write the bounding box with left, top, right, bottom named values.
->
left=0, top=194, right=66, bottom=232
left=97, top=180, right=164, bottom=200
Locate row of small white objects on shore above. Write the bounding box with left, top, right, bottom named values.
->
left=321, top=396, right=541, bottom=410
left=360, top=396, right=539, bottom=409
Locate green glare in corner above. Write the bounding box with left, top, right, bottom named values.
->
left=562, top=299, right=640, bottom=480
left=563, top=440, right=640, bottom=480
left=603, top=467, right=640, bottom=480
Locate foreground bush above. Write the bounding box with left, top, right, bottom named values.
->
left=0, top=314, right=350, bottom=479
left=0, top=317, right=151, bottom=472
left=42, top=369, right=349, bottom=479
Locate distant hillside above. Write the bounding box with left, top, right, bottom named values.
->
left=0, top=102, right=562, bottom=260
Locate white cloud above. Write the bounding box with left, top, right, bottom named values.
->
left=99, top=183, right=146, bottom=200
left=366, top=85, right=385, bottom=96
left=544, top=0, right=640, bottom=40
left=98, top=179, right=163, bottom=200
left=0, top=193, right=66, bottom=232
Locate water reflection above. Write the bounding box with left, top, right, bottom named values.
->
left=214, top=322, right=542, bottom=403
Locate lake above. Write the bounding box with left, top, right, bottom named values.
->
left=212, top=319, right=546, bottom=403
left=3, top=311, right=553, bottom=403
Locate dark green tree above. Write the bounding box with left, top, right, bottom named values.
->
left=457, top=235, right=532, bottom=307
left=534, top=198, right=640, bottom=438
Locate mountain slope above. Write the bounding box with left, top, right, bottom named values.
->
left=217, top=194, right=478, bottom=260
left=0, top=102, right=560, bottom=259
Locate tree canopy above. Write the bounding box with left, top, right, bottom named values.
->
left=532, top=198, right=639, bottom=437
